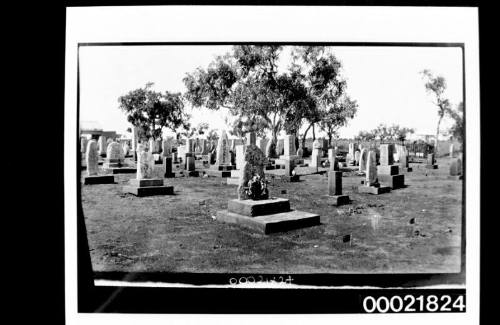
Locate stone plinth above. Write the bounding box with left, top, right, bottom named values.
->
left=103, top=167, right=137, bottom=174
left=378, top=174, right=405, bottom=189
left=377, top=165, right=399, bottom=175
left=227, top=198, right=290, bottom=217
left=447, top=175, right=463, bottom=180
left=123, top=178, right=174, bottom=197
left=226, top=177, right=240, bottom=185
left=211, top=164, right=234, bottom=171
left=327, top=195, right=350, bottom=206
left=205, top=169, right=231, bottom=178
left=280, top=175, right=300, bottom=182
left=83, top=175, right=115, bottom=185
left=358, top=184, right=391, bottom=195
left=400, top=167, right=413, bottom=173
left=216, top=210, right=320, bottom=234
left=425, top=164, right=439, bottom=169
left=164, top=157, right=174, bottom=178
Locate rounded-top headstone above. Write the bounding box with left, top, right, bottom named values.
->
left=238, top=144, right=266, bottom=200
left=359, top=148, right=368, bottom=172
left=106, top=141, right=123, bottom=160
left=365, top=150, right=378, bottom=186
left=136, top=145, right=154, bottom=180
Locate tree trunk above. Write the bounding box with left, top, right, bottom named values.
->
left=435, top=116, right=442, bottom=155
left=312, top=124, right=316, bottom=141
left=301, top=123, right=313, bottom=148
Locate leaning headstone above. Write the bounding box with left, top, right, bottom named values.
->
left=358, top=150, right=391, bottom=195
left=123, top=144, right=174, bottom=196
left=377, top=144, right=405, bottom=189
left=83, top=140, right=114, bottom=185
left=216, top=144, right=320, bottom=234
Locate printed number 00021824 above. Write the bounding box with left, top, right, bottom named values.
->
left=362, top=295, right=465, bottom=313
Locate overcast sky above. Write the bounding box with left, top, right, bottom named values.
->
left=79, top=45, right=463, bottom=139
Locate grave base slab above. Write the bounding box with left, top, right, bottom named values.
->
left=227, top=198, right=290, bottom=217
left=377, top=165, right=399, bottom=175
left=425, top=164, right=439, bottom=169
left=123, top=184, right=174, bottom=197
left=400, top=167, right=413, bottom=173
left=186, top=171, right=200, bottom=177
left=205, top=170, right=231, bottom=178
left=378, top=174, right=405, bottom=189
left=280, top=175, right=300, bottom=182
left=358, top=185, right=391, bottom=195
left=84, top=175, right=115, bottom=185
left=447, top=175, right=463, bottom=180
left=216, top=209, right=320, bottom=234
left=103, top=167, right=137, bottom=174
left=226, top=177, right=240, bottom=185
left=327, top=194, right=350, bottom=206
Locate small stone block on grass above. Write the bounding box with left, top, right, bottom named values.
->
left=123, top=185, right=174, bottom=197
left=377, top=165, right=399, bottom=175
left=328, top=194, right=350, bottom=206
left=378, top=174, right=405, bottom=189
left=84, top=175, right=115, bottom=185
left=358, top=185, right=391, bottom=195
left=128, top=178, right=164, bottom=187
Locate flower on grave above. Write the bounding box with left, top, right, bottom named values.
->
left=246, top=175, right=269, bottom=200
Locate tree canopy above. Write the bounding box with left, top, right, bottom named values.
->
left=118, top=83, right=190, bottom=140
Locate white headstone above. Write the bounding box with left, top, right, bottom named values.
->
left=359, top=148, right=368, bottom=173
left=86, top=140, right=99, bottom=176
left=216, top=130, right=231, bottom=166
left=365, top=150, right=378, bottom=186
left=136, top=144, right=155, bottom=179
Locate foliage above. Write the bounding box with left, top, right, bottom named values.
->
left=355, top=124, right=415, bottom=142
left=447, top=101, right=464, bottom=143
left=118, top=83, right=190, bottom=140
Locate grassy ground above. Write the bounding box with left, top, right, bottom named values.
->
left=81, top=156, right=462, bottom=274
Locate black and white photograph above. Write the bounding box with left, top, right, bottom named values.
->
left=65, top=5, right=480, bottom=324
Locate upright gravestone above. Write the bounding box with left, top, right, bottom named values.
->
left=425, top=153, right=438, bottom=169
left=98, top=136, right=107, bottom=157
left=358, top=148, right=368, bottom=174
left=123, top=144, right=174, bottom=196
left=235, top=144, right=245, bottom=170
left=265, top=140, right=276, bottom=158
left=162, top=138, right=174, bottom=178
left=103, top=141, right=124, bottom=168
left=377, top=143, right=405, bottom=189
left=277, top=138, right=285, bottom=156
left=310, top=140, right=322, bottom=168
left=256, top=138, right=267, bottom=154
left=347, top=143, right=357, bottom=166
left=448, top=157, right=463, bottom=180
left=81, top=137, right=88, bottom=154
left=358, top=150, right=391, bottom=195
left=449, top=144, right=455, bottom=158
left=354, top=150, right=361, bottom=166
left=327, top=169, right=350, bottom=206
left=328, top=148, right=339, bottom=171
left=399, top=146, right=412, bottom=172
left=206, top=130, right=233, bottom=177
left=83, top=140, right=114, bottom=185
left=184, top=138, right=194, bottom=167
left=216, top=143, right=320, bottom=234
left=296, top=146, right=304, bottom=158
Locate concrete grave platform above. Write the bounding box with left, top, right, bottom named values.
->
left=205, top=170, right=231, bottom=178
left=400, top=167, right=413, bottom=173
left=447, top=175, right=463, bottom=180
left=123, top=178, right=174, bottom=197
left=378, top=174, right=405, bottom=189
left=211, top=165, right=234, bottom=171
left=226, top=177, right=240, bottom=185
left=216, top=209, right=320, bottom=234
left=425, top=164, right=439, bottom=169
left=358, top=185, right=391, bottom=195
left=227, top=197, right=291, bottom=217
left=84, top=175, right=115, bottom=185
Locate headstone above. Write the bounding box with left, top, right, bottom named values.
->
left=354, top=150, right=361, bottom=166
left=149, top=138, right=155, bottom=154
left=379, top=144, right=394, bottom=166
left=284, top=134, right=296, bottom=157
left=163, top=156, right=174, bottom=178
left=359, top=148, right=368, bottom=173
left=81, top=137, right=88, bottom=154
left=235, top=144, right=245, bottom=170
left=265, top=139, right=276, bottom=158
left=366, top=150, right=378, bottom=186
left=86, top=140, right=99, bottom=176
left=216, top=130, right=231, bottom=166
left=131, top=127, right=137, bottom=152
left=256, top=138, right=268, bottom=154
left=162, top=138, right=172, bottom=157
left=277, top=138, right=285, bottom=156
left=328, top=148, right=339, bottom=171
left=237, top=144, right=267, bottom=200
left=296, top=147, right=304, bottom=158
left=425, top=153, right=438, bottom=169
left=136, top=144, right=155, bottom=179
left=246, top=132, right=256, bottom=146
left=98, top=136, right=107, bottom=156
left=449, top=144, right=455, bottom=158
left=186, top=156, right=195, bottom=172
left=122, top=143, right=130, bottom=157
left=310, top=140, right=322, bottom=168
left=449, top=157, right=463, bottom=179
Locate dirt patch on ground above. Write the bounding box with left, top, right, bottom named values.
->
left=81, top=157, right=462, bottom=274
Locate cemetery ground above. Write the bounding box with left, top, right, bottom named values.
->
left=81, top=157, right=462, bottom=274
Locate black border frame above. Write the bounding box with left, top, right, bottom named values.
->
left=76, top=41, right=467, bottom=313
